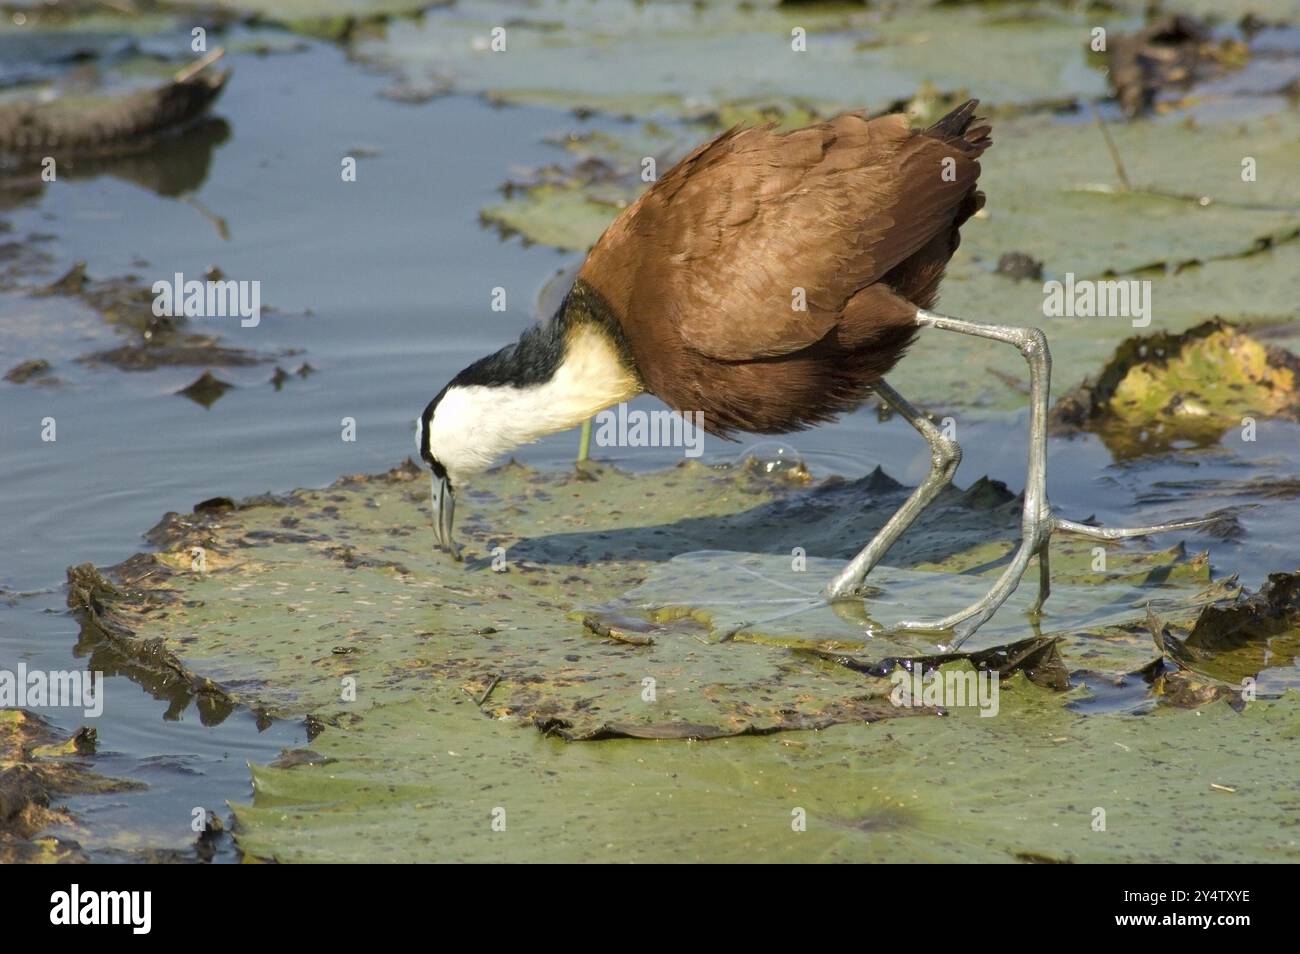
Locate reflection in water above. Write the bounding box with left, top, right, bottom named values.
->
left=61, top=117, right=231, bottom=198
left=2, top=116, right=229, bottom=200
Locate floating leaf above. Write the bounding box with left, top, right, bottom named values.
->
left=60, top=453, right=1298, bottom=862
left=231, top=684, right=1300, bottom=863
left=65, top=455, right=1240, bottom=742
left=0, top=70, right=228, bottom=164
left=1051, top=319, right=1300, bottom=457
left=351, top=1, right=1111, bottom=122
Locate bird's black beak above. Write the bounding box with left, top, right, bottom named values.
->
left=430, top=473, right=460, bottom=561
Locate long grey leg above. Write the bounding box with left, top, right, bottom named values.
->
left=882, top=309, right=1211, bottom=646
left=823, top=379, right=962, bottom=600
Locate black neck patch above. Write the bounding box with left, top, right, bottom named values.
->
left=418, top=394, right=449, bottom=486
left=419, top=279, right=640, bottom=482
left=447, top=278, right=639, bottom=391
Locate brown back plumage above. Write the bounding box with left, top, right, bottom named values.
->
left=577, top=100, right=991, bottom=436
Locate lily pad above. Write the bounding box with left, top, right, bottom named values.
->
left=1162, top=0, right=1300, bottom=20
left=351, top=0, right=1111, bottom=122
left=1051, top=318, right=1300, bottom=457
left=0, top=68, right=228, bottom=164
left=62, top=454, right=1300, bottom=862
left=230, top=683, right=1300, bottom=863
left=159, top=0, right=444, bottom=41
left=66, top=454, right=1242, bottom=734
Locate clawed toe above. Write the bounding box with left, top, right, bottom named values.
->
left=861, top=508, right=1204, bottom=648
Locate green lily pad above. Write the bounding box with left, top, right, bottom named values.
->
left=161, top=0, right=444, bottom=40
left=230, top=683, right=1300, bottom=863
left=66, top=455, right=1243, bottom=735
left=482, top=182, right=628, bottom=252
left=63, top=455, right=1300, bottom=861
left=1161, top=0, right=1300, bottom=20
left=1051, top=319, right=1300, bottom=457
left=967, top=110, right=1300, bottom=278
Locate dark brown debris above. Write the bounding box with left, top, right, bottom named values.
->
left=3, top=358, right=53, bottom=384
left=1187, top=570, right=1300, bottom=654
left=1, top=709, right=138, bottom=864
left=33, top=264, right=271, bottom=372
left=1108, top=16, right=1250, bottom=117
left=64, top=561, right=236, bottom=727
left=994, top=251, right=1044, bottom=281
left=581, top=613, right=656, bottom=646
left=1140, top=573, right=1300, bottom=709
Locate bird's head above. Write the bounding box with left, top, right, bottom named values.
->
left=415, top=351, right=542, bottom=559
left=416, top=379, right=498, bottom=561
left=416, top=308, right=641, bottom=559
left=417, top=389, right=455, bottom=560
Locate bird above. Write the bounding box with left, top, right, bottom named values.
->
left=417, top=100, right=1203, bottom=644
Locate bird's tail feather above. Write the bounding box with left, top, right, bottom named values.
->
left=924, top=98, right=992, bottom=156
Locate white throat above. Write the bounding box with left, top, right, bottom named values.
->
left=427, top=325, right=639, bottom=484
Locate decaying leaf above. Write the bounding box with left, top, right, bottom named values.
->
left=1051, top=319, right=1300, bottom=457
left=0, top=710, right=138, bottom=864
left=1142, top=571, right=1300, bottom=706
left=1144, top=606, right=1243, bottom=709
left=1187, top=569, right=1300, bottom=655
left=24, top=264, right=274, bottom=372
left=1108, top=16, right=1250, bottom=118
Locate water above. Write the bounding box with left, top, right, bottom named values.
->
left=2, top=30, right=1298, bottom=860
left=1, top=37, right=579, bottom=861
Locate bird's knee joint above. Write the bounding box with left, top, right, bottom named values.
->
left=931, top=438, right=962, bottom=476
left=1018, top=327, right=1050, bottom=359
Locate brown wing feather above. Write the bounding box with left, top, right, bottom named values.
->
left=579, top=106, right=985, bottom=365
left=576, top=101, right=991, bottom=436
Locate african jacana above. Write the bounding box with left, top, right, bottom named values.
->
left=418, top=101, right=1202, bottom=643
